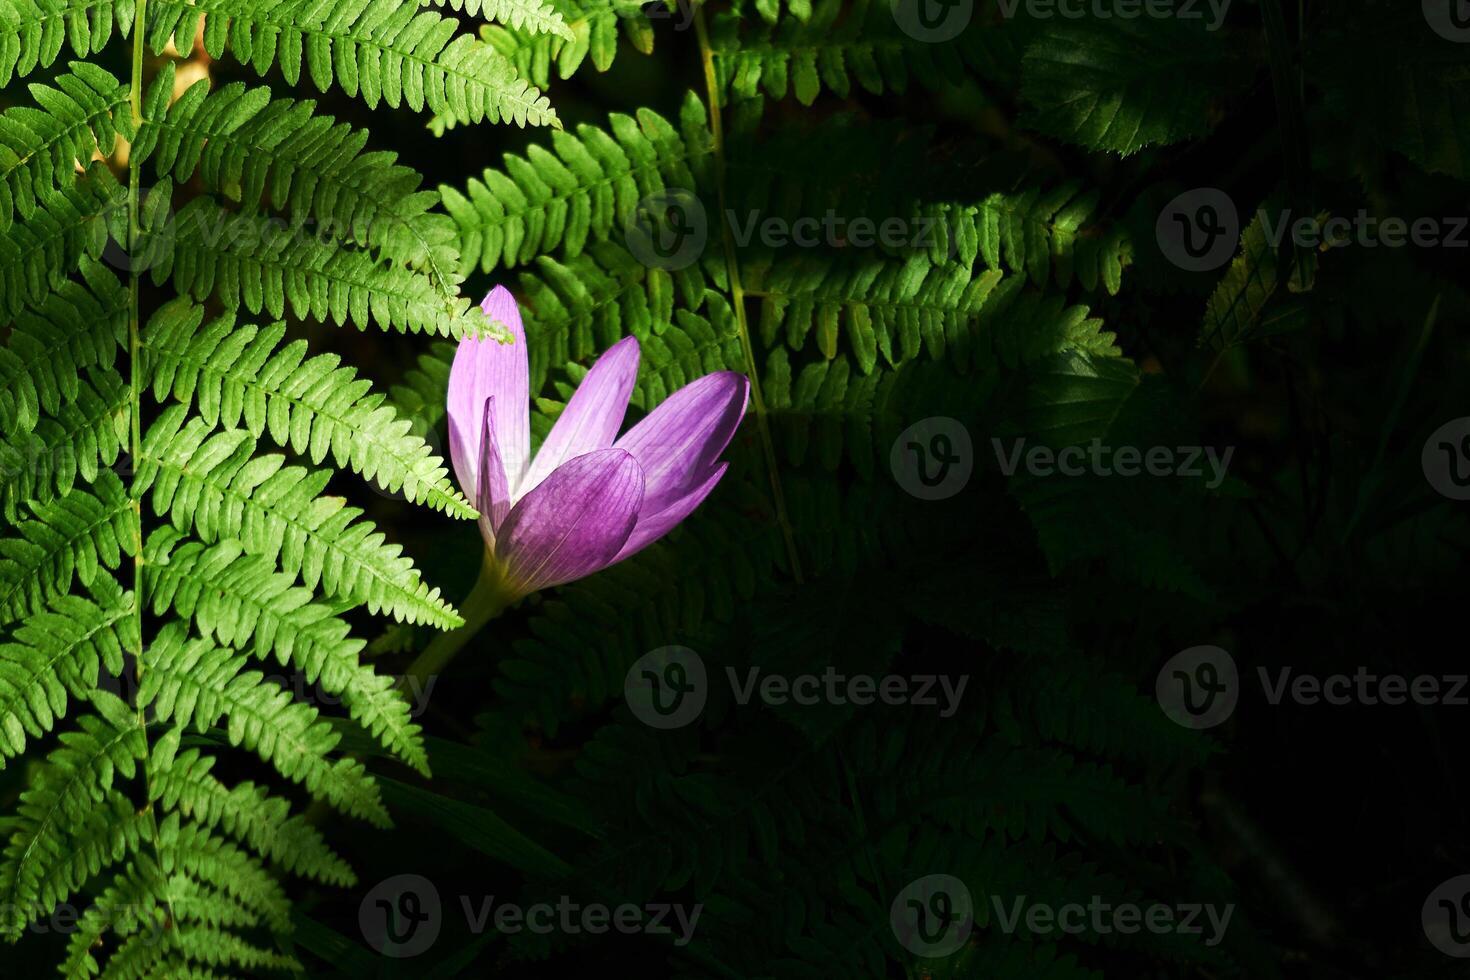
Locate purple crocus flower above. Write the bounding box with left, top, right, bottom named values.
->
left=447, top=287, right=749, bottom=600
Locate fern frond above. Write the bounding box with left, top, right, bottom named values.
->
left=154, top=190, right=488, bottom=338
left=0, top=256, right=126, bottom=435
left=139, top=623, right=392, bottom=827
left=478, top=0, right=654, bottom=90
left=134, top=66, right=461, bottom=289
left=136, top=406, right=461, bottom=628
left=0, top=470, right=135, bottom=627
left=443, top=92, right=711, bottom=274
left=0, top=163, right=119, bottom=322
left=145, top=0, right=558, bottom=127
left=0, top=368, right=128, bottom=520
left=0, top=0, right=114, bottom=86
left=425, top=0, right=575, bottom=39
left=149, top=735, right=355, bottom=884
left=0, top=62, right=128, bottom=234
left=146, top=530, right=431, bottom=775
left=144, top=299, right=474, bottom=517
left=0, top=576, right=133, bottom=765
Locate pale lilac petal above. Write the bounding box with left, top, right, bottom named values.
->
left=519, top=336, right=640, bottom=497
left=497, top=449, right=645, bottom=595
left=614, top=463, right=728, bottom=562
left=448, top=287, right=531, bottom=499
left=476, top=397, right=513, bottom=548
left=613, top=372, right=749, bottom=514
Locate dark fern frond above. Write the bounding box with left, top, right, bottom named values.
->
left=0, top=163, right=119, bottom=322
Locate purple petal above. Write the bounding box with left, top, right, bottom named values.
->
left=615, top=462, right=728, bottom=562
left=497, top=449, right=645, bottom=595
left=520, top=336, right=640, bottom=497
left=448, top=287, right=530, bottom=500
left=476, top=397, right=513, bottom=547
left=613, top=372, right=749, bottom=515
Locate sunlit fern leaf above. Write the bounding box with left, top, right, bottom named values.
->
left=144, top=0, right=558, bottom=127
left=144, top=299, right=474, bottom=518
left=443, top=92, right=712, bottom=274
left=138, top=622, right=392, bottom=827
left=0, top=470, right=136, bottom=628
left=0, top=576, right=133, bottom=765
left=0, top=163, right=119, bottom=323
left=135, top=405, right=462, bottom=628
left=135, top=64, right=461, bottom=292
left=0, top=368, right=128, bottom=520
left=477, top=0, right=655, bottom=92
left=147, top=188, right=492, bottom=339
left=0, top=256, right=126, bottom=435
left=0, top=0, right=116, bottom=86
left=424, top=0, right=575, bottom=39
left=145, top=529, right=432, bottom=776
left=0, top=62, right=128, bottom=234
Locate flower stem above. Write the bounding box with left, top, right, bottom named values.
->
left=403, top=551, right=515, bottom=689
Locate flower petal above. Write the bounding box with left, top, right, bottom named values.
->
left=448, top=287, right=531, bottom=500
left=615, top=462, right=728, bottom=562
left=476, top=396, right=513, bottom=547
left=497, top=449, right=645, bottom=595
left=613, top=372, right=748, bottom=514
left=519, top=335, right=640, bottom=497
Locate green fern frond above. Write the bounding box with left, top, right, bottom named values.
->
left=443, top=92, right=711, bottom=274
left=145, top=530, right=431, bottom=775
left=478, top=0, right=654, bottom=91
left=144, top=0, right=558, bottom=127
left=0, top=470, right=135, bottom=627
left=135, top=65, right=461, bottom=289
left=144, top=299, right=474, bottom=517
left=0, top=368, right=128, bottom=520
left=0, top=62, right=128, bottom=234
left=0, top=255, right=126, bottom=435
left=152, top=190, right=489, bottom=338
left=0, top=576, right=133, bottom=765
left=139, top=623, right=392, bottom=827
left=0, top=163, right=119, bottom=322
left=425, top=0, right=575, bottom=39
left=0, top=0, right=114, bottom=86
left=136, top=406, right=462, bottom=628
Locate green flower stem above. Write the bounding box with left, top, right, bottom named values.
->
left=404, top=549, right=516, bottom=688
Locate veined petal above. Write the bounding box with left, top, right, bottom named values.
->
left=476, top=397, right=513, bottom=548
left=448, top=287, right=531, bottom=500
left=614, top=372, right=749, bottom=514
left=615, top=462, right=728, bottom=562
left=520, top=336, right=640, bottom=497
left=497, top=449, right=645, bottom=595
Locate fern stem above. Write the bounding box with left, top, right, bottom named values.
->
left=693, top=7, right=803, bottom=583
left=402, top=549, right=515, bottom=690
left=127, top=1, right=177, bottom=932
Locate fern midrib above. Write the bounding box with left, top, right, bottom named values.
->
left=148, top=0, right=550, bottom=120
